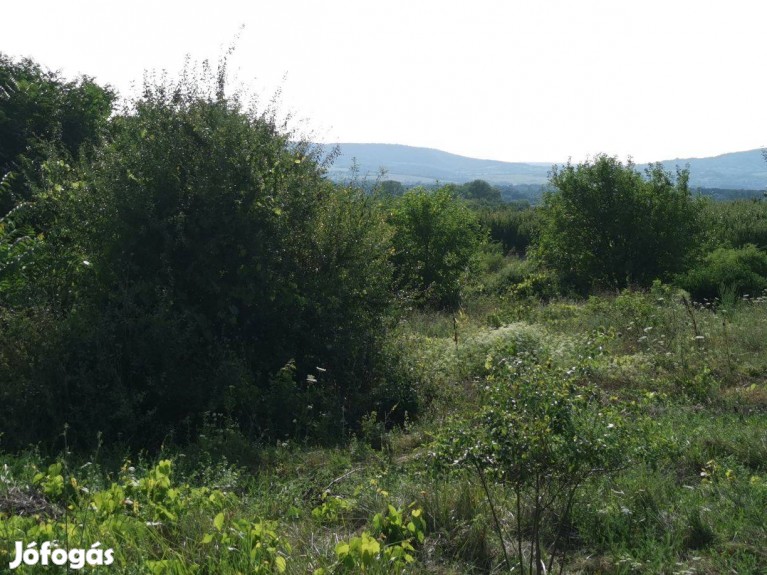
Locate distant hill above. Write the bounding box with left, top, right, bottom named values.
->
left=644, top=149, right=767, bottom=190
left=324, top=143, right=767, bottom=190
left=323, top=143, right=551, bottom=185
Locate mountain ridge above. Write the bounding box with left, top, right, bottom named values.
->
left=323, top=143, right=767, bottom=190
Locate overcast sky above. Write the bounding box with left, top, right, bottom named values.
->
left=4, top=0, right=765, bottom=163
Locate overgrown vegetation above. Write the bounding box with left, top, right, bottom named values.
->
left=2, top=54, right=767, bottom=574
left=1, top=56, right=396, bottom=451
left=537, top=156, right=702, bottom=292
left=388, top=186, right=485, bottom=309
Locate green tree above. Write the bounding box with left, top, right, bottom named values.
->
left=478, top=203, right=540, bottom=255
left=0, top=55, right=114, bottom=311
left=458, top=179, right=502, bottom=204
left=0, top=59, right=116, bottom=448
left=0, top=54, right=115, bottom=214
left=388, top=186, right=485, bottom=309
left=537, top=155, right=701, bottom=292
left=377, top=179, right=405, bottom=197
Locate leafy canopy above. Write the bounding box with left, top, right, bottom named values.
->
left=388, top=186, right=485, bottom=309
left=0, top=53, right=115, bottom=213
left=537, top=155, right=701, bottom=292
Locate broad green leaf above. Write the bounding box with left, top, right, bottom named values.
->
left=213, top=512, right=225, bottom=531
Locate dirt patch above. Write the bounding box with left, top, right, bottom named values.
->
left=0, top=487, right=62, bottom=518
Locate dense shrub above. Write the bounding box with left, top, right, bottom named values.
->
left=0, top=53, right=115, bottom=214
left=701, top=198, right=767, bottom=251
left=388, top=187, right=485, bottom=309
left=477, top=204, right=539, bottom=255
left=537, top=156, right=702, bottom=293
left=677, top=244, right=767, bottom=302
left=0, top=62, right=395, bottom=450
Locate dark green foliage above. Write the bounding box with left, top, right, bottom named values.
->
left=457, top=179, right=502, bottom=204
left=677, top=245, right=767, bottom=302
left=0, top=307, right=57, bottom=447
left=702, top=198, right=767, bottom=250
left=388, top=187, right=485, bottom=309
left=0, top=61, right=395, bottom=450
left=0, top=54, right=115, bottom=214
left=0, top=54, right=115, bottom=322
left=477, top=203, right=539, bottom=255
left=497, top=184, right=545, bottom=203
left=377, top=179, right=405, bottom=197
left=537, top=156, right=702, bottom=293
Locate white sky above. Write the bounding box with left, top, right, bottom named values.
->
left=3, top=0, right=766, bottom=163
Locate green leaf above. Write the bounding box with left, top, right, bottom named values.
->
left=360, top=535, right=380, bottom=558
left=213, top=512, right=225, bottom=531
left=334, top=542, right=350, bottom=558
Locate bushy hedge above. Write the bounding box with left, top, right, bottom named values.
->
left=677, top=244, right=767, bottom=302
left=0, top=63, right=396, bottom=450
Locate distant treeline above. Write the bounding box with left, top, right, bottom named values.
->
left=693, top=187, right=766, bottom=201
left=372, top=180, right=765, bottom=205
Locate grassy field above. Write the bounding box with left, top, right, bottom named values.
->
left=2, top=280, right=766, bottom=574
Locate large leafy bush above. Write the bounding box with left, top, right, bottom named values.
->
left=537, top=156, right=701, bottom=292
left=388, top=186, right=485, bottom=309
left=0, top=53, right=115, bottom=214
left=677, top=244, right=767, bottom=302
left=701, top=198, right=767, bottom=251
left=0, top=62, right=394, bottom=450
